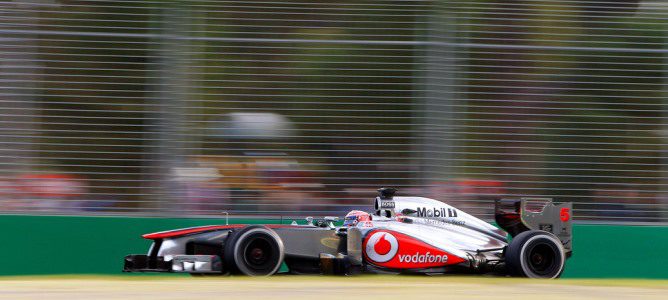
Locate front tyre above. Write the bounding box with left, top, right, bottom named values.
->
left=223, top=225, right=285, bottom=276
left=505, top=230, right=566, bottom=279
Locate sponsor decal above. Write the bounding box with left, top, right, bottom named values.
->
left=365, top=231, right=399, bottom=263
left=419, top=218, right=465, bottom=226
left=363, top=230, right=465, bottom=269
left=379, top=201, right=395, bottom=209
left=539, top=224, right=553, bottom=233
left=416, top=207, right=458, bottom=218
left=359, top=221, right=374, bottom=228
left=398, top=252, right=449, bottom=264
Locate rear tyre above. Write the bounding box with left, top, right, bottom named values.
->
left=223, top=225, right=285, bottom=276
left=505, top=230, right=566, bottom=279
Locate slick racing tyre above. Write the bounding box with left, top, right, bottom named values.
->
left=223, top=225, right=285, bottom=276
left=505, top=230, right=566, bottom=279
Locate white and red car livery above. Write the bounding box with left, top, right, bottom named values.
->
left=364, top=230, right=466, bottom=269
left=124, top=188, right=572, bottom=278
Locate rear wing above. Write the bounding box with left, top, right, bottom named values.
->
left=495, top=198, right=572, bottom=254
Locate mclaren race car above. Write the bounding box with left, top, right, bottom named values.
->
left=123, top=188, right=573, bottom=278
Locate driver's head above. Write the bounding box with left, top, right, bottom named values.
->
left=343, top=210, right=372, bottom=227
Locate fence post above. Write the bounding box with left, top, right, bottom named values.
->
left=146, top=3, right=190, bottom=216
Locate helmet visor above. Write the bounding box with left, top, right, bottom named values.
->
left=343, top=216, right=357, bottom=226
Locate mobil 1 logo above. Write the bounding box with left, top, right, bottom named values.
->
left=416, top=207, right=458, bottom=218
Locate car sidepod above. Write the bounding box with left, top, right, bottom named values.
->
left=363, top=229, right=467, bottom=270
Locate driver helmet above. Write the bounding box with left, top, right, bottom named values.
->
left=343, top=210, right=372, bottom=227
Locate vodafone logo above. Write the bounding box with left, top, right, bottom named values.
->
left=398, top=252, right=448, bottom=264
left=363, top=230, right=466, bottom=269
left=365, top=232, right=399, bottom=263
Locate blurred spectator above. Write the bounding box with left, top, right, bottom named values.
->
left=173, top=166, right=229, bottom=215
left=591, top=185, right=660, bottom=222
left=15, top=174, right=87, bottom=212
left=0, top=177, right=21, bottom=211
left=0, top=174, right=92, bottom=212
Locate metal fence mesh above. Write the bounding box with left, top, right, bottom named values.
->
left=1, top=0, right=668, bottom=222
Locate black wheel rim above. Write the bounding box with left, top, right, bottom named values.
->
left=241, top=234, right=278, bottom=273
left=525, top=241, right=560, bottom=276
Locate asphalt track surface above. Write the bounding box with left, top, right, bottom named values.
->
left=0, top=276, right=666, bottom=300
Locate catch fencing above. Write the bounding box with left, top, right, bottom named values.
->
left=1, top=0, right=668, bottom=222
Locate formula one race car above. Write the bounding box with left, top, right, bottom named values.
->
left=124, top=188, right=573, bottom=278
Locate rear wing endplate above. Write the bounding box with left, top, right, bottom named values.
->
left=495, top=198, right=572, bottom=254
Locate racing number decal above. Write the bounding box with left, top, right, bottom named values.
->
left=560, top=208, right=570, bottom=222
